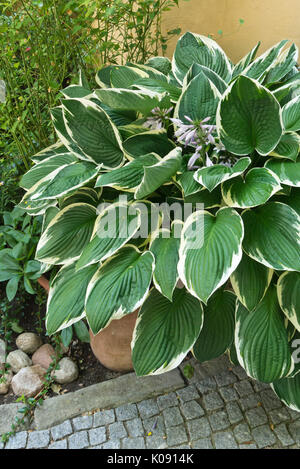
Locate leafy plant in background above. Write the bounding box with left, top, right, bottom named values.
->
left=19, top=32, right=300, bottom=411
left=0, top=0, right=183, bottom=169
left=0, top=206, right=48, bottom=300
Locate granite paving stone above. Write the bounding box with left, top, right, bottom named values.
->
left=2, top=355, right=300, bottom=450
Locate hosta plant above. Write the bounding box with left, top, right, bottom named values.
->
left=19, top=33, right=300, bottom=411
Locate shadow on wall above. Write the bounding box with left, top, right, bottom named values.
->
left=162, top=0, right=300, bottom=63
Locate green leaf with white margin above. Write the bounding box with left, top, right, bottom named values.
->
left=175, top=71, right=222, bottom=125
left=230, top=253, right=273, bottom=311
left=264, top=43, right=298, bottom=84
left=145, top=57, right=172, bottom=75
left=95, top=88, right=162, bottom=115
left=42, top=206, right=60, bottom=233
left=193, top=289, right=235, bottom=362
left=282, top=95, right=300, bottom=131
left=123, top=130, right=175, bottom=159
left=149, top=221, right=182, bottom=301
left=217, top=76, right=283, bottom=156
left=62, top=98, right=125, bottom=168
left=95, top=153, right=159, bottom=192
left=172, top=32, right=232, bottom=85
left=194, top=157, right=251, bottom=192
left=18, top=197, right=57, bottom=216
left=265, top=158, right=300, bottom=187
left=61, top=84, right=91, bottom=99
left=110, top=65, right=149, bottom=88
left=184, top=64, right=227, bottom=94
left=242, top=40, right=288, bottom=81
left=277, top=271, right=300, bottom=332
left=60, top=187, right=100, bottom=209
left=270, top=132, right=300, bottom=162
left=177, top=171, right=202, bottom=197
left=31, top=161, right=99, bottom=201
left=36, top=203, right=97, bottom=265
left=46, top=263, right=98, bottom=335
left=76, top=201, right=141, bottom=270
left=221, top=167, right=282, bottom=208
left=232, top=42, right=261, bottom=78
left=131, top=287, right=203, bottom=376
left=135, top=148, right=182, bottom=200
left=20, top=153, right=78, bottom=190
left=51, top=106, right=88, bottom=161
left=178, top=207, right=244, bottom=303
left=272, top=372, right=300, bottom=412
left=31, top=142, right=68, bottom=163
left=242, top=202, right=300, bottom=271
left=85, top=246, right=155, bottom=334
left=184, top=187, right=222, bottom=208
left=235, top=285, right=294, bottom=383
left=275, top=188, right=300, bottom=216
left=134, top=76, right=181, bottom=102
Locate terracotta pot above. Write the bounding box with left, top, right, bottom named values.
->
left=37, top=275, right=50, bottom=293
left=89, top=310, right=138, bottom=372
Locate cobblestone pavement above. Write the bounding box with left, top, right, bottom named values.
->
left=1, top=364, right=299, bottom=450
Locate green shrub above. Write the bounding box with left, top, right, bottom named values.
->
left=20, top=33, right=300, bottom=411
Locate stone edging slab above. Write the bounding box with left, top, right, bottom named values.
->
left=0, top=354, right=232, bottom=435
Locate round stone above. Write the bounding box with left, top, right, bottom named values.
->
left=16, top=333, right=42, bottom=354
left=51, top=357, right=79, bottom=384
left=11, top=365, right=46, bottom=397
left=6, top=349, right=32, bottom=373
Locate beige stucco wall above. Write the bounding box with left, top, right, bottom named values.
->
left=162, top=0, right=300, bottom=63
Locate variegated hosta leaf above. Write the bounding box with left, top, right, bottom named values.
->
left=184, top=64, right=227, bottom=94
left=85, top=246, right=155, bottom=334
left=172, top=32, right=232, bottom=84
left=110, top=65, right=149, bottom=88
left=235, top=286, right=294, bottom=383
left=95, top=88, right=162, bottom=114
left=145, top=56, right=172, bottom=75
left=178, top=207, right=244, bottom=303
left=193, top=289, right=236, bottom=362
left=20, top=153, right=78, bottom=190
left=217, top=76, right=283, bottom=156
left=242, top=202, right=300, bottom=271
left=230, top=253, right=273, bottom=311
left=46, top=263, right=98, bottom=335
left=282, top=95, right=300, bottom=131
left=275, top=188, right=300, bottom=216
left=272, top=373, right=300, bottom=412
left=277, top=271, right=300, bottom=331
left=135, top=147, right=182, bottom=200
left=129, top=200, right=161, bottom=248
left=31, top=162, right=99, bottom=201
left=232, top=42, right=261, bottom=78
left=36, top=203, right=97, bottom=264
left=123, top=130, right=175, bottom=159
left=178, top=171, right=202, bottom=197
left=62, top=98, right=125, bottom=168
left=61, top=84, right=91, bottom=99
left=149, top=221, right=182, bottom=301
left=95, top=153, right=159, bottom=192
left=175, top=71, right=221, bottom=125
left=221, top=167, right=282, bottom=208
left=51, top=106, right=89, bottom=161
left=184, top=187, right=222, bottom=208
left=96, top=65, right=118, bottom=88
left=19, top=199, right=58, bottom=216
left=134, top=76, right=181, bottom=102
left=270, top=132, right=300, bottom=161
left=60, top=188, right=100, bottom=209
left=194, top=157, right=251, bottom=192
left=76, top=202, right=141, bottom=270
left=42, top=206, right=60, bottom=233
left=31, top=142, right=68, bottom=163
left=131, top=287, right=203, bottom=376
left=242, top=40, right=288, bottom=81
left=264, top=43, right=299, bottom=84
left=265, top=158, right=300, bottom=187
